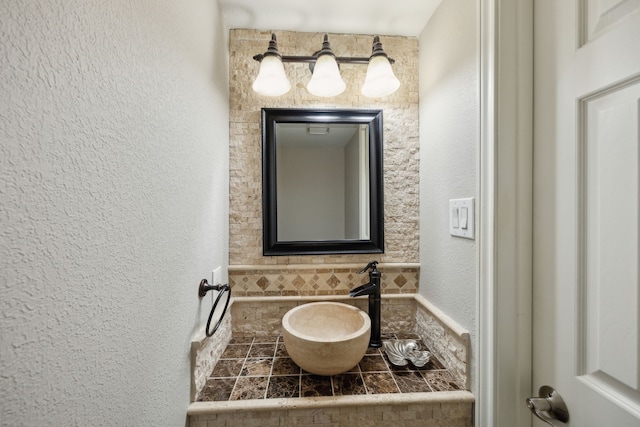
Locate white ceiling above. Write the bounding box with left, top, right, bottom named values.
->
left=218, top=0, right=442, bottom=37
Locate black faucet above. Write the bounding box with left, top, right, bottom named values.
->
left=349, top=260, right=382, bottom=348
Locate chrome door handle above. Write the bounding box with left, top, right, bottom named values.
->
left=526, top=386, right=569, bottom=426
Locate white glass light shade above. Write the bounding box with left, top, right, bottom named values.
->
left=252, top=55, right=291, bottom=96
left=306, top=54, right=346, bottom=97
left=361, top=55, right=401, bottom=98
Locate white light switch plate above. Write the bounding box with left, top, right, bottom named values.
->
left=449, top=198, right=475, bottom=239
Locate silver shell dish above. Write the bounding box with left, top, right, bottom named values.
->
left=382, top=339, right=431, bottom=367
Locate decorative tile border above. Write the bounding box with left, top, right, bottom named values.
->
left=228, top=263, right=419, bottom=297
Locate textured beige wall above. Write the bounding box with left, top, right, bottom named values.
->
left=229, top=29, right=419, bottom=267
left=419, top=0, right=478, bottom=389
left=1, top=1, right=229, bottom=425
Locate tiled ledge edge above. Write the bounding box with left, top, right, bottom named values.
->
left=413, top=294, right=470, bottom=341
left=230, top=293, right=414, bottom=304
left=229, top=262, right=421, bottom=271
left=187, top=390, right=474, bottom=415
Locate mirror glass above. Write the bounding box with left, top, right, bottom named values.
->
left=262, top=108, right=384, bottom=256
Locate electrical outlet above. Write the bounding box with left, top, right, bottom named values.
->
left=211, top=266, right=222, bottom=303
left=212, top=266, right=222, bottom=286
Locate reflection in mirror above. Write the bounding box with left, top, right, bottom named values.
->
left=276, top=122, right=369, bottom=241
left=262, top=108, right=384, bottom=256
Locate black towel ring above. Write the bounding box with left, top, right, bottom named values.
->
left=198, top=279, right=231, bottom=337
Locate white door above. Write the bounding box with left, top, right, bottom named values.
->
left=533, top=0, right=640, bottom=426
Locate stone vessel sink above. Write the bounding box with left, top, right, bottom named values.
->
left=282, top=302, right=371, bottom=376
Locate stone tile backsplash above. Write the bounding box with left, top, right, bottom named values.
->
left=228, top=29, right=420, bottom=267
left=230, top=296, right=416, bottom=338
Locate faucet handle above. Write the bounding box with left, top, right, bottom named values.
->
left=358, top=260, right=379, bottom=274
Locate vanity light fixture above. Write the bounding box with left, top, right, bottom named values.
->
left=251, top=34, right=291, bottom=96
left=252, top=33, right=400, bottom=98
left=305, top=35, right=346, bottom=97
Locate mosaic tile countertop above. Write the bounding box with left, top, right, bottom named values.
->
left=198, top=333, right=464, bottom=402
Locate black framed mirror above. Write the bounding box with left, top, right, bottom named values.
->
left=262, top=108, right=384, bottom=256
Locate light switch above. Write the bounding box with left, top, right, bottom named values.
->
left=460, top=207, right=468, bottom=229
left=449, top=198, right=474, bottom=239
